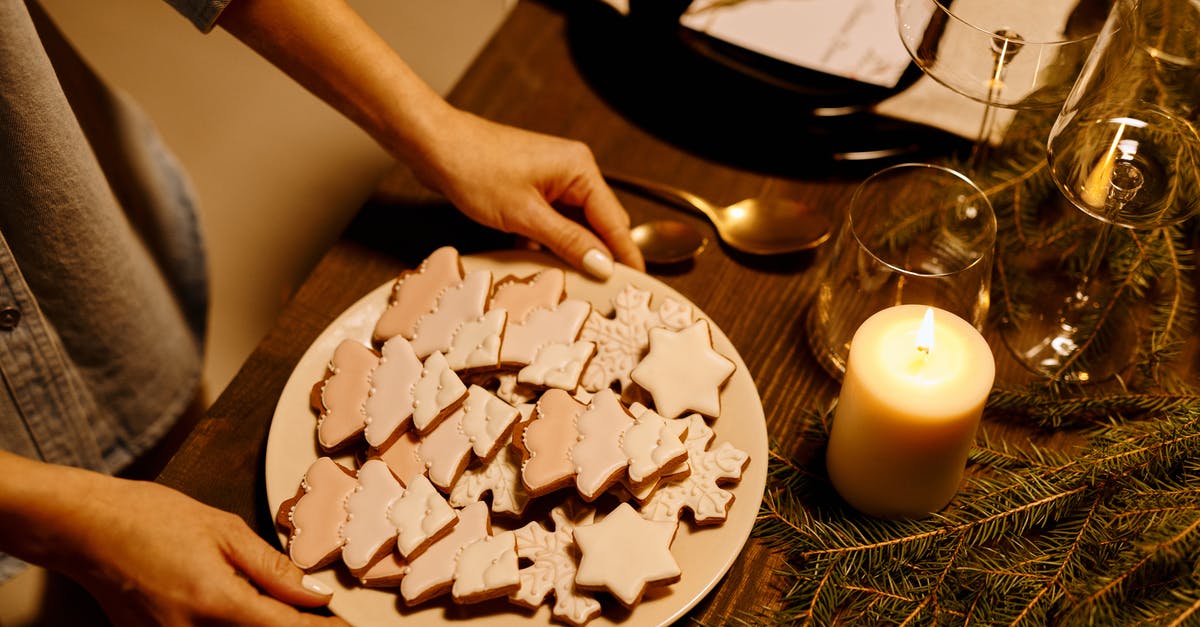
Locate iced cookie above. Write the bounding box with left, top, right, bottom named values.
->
left=449, top=403, right=534, bottom=516
left=515, top=388, right=586, bottom=496
left=362, top=335, right=423, bottom=448
left=418, top=385, right=521, bottom=491
left=573, top=502, right=681, bottom=608
left=630, top=319, right=735, bottom=419
left=370, top=428, right=427, bottom=486
left=278, top=457, right=358, bottom=571
left=410, top=269, right=494, bottom=360
left=571, top=389, right=636, bottom=501
left=412, top=350, right=468, bottom=434
left=511, top=501, right=601, bottom=627
left=579, top=284, right=693, bottom=393
left=373, top=246, right=463, bottom=344
left=341, top=459, right=407, bottom=575
left=452, top=530, right=520, bottom=604
left=622, top=401, right=690, bottom=486
left=489, top=268, right=566, bottom=322
left=314, top=340, right=378, bottom=451
left=400, top=501, right=490, bottom=606
left=387, top=473, right=458, bottom=558
left=639, top=414, right=749, bottom=525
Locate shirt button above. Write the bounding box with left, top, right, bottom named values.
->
left=0, top=307, right=20, bottom=330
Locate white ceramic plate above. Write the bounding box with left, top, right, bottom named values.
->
left=264, top=250, right=768, bottom=626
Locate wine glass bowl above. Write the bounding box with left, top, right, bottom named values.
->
left=1047, top=104, right=1200, bottom=229
left=895, top=0, right=1101, bottom=110
left=1000, top=0, right=1200, bottom=382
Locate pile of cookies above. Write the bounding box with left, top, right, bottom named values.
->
left=276, top=246, right=751, bottom=625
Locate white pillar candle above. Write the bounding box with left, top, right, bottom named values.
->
left=826, top=305, right=994, bottom=519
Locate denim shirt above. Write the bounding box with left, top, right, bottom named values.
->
left=0, top=0, right=228, bottom=580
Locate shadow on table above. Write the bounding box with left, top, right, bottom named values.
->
left=554, top=0, right=969, bottom=178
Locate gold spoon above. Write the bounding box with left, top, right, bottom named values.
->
left=631, top=219, right=708, bottom=264
left=607, top=172, right=832, bottom=255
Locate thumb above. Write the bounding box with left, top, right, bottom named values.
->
left=226, top=523, right=334, bottom=608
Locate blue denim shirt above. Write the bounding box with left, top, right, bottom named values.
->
left=0, top=0, right=228, bottom=580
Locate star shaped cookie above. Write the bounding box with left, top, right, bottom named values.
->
left=630, top=319, right=736, bottom=419
left=573, top=502, right=680, bottom=607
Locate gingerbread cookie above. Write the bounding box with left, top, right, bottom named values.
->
left=278, top=456, right=358, bottom=571
left=639, top=414, right=749, bottom=525
left=411, top=350, right=468, bottom=434
left=630, top=319, right=735, bottom=419
left=452, top=530, right=521, bottom=603
left=511, top=501, right=601, bottom=627
left=515, top=388, right=586, bottom=496
left=418, top=385, right=521, bottom=491
left=314, top=340, right=378, bottom=451
left=362, top=335, right=423, bottom=448
left=573, top=502, right=681, bottom=608
left=387, top=473, right=458, bottom=558
left=341, top=459, right=407, bottom=575
left=571, top=389, right=636, bottom=501
left=373, top=246, right=463, bottom=344
left=579, top=284, right=693, bottom=393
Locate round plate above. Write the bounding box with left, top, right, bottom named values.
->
left=265, top=249, right=768, bottom=626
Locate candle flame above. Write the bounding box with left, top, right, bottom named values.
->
left=916, top=307, right=935, bottom=356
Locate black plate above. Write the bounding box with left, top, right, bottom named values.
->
left=562, top=0, right=968, bottom=176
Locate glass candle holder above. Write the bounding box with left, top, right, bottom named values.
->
left=807, top=163, right=996, bottom=379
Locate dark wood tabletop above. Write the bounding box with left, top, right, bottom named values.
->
left=157, top=1, right=991, bottom=623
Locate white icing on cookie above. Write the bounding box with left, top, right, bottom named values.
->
left=341, top=459, right=405, bottom=572
left=579, top=284, right=694, bottom=393
left=444, top=308, right=506, bottom=371
left=452, top=531, right=520, bottom=602
left=517, top=340, right=597, bottom=391
left=500, top=300, right=592, bottom=366
left=410, top=270, right=492, bottom=359
left=573, top=502, right=680, bottom=608
left=459, top=384, right=521, bottom=459
left=449, top=441, right=531, bottom=516
left=629, top=319, right=735, bottom=419
left=511, top=502, right=601, bottom=626
left=416, top=406, right=474, bottom=491
left=622, top=402, right=690, bottom=485
left=412, top=351, right=467, bottom=434
left=400, top=501, right=490, bottom=605
left=571, top=389, right=635, bottom=501
left=386, top=474, right=457, bottom=558
left=639, top=414, right=749, bottom=524
left=363, top=336, right=422, bottom=447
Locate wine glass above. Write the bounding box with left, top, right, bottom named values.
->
left=895, top=0, right=1103, bottom=170
left=1001, top=0, right=1200, bottom=382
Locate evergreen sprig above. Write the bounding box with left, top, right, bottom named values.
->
left=757, top=403, right=1200, bottom=625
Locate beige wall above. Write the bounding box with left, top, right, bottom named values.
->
left=38, top=0, right=515, bottom=401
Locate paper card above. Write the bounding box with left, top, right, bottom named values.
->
left=681, top=0, right=932, bottom=88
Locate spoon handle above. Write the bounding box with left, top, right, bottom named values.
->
left=603, top=172, right=718, bottom=222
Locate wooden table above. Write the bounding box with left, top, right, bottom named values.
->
left=157, top=1, right=974, bottom=622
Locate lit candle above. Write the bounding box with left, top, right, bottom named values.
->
left=825, top=305, right=994, bottom=519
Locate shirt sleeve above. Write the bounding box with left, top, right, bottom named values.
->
left=163, top=0, right=234, bottom=33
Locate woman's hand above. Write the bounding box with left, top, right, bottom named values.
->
left=409, top=107, right=645, bottom=279
left=0, top=452, right=345, bottom=627
left=216, top=0, right=643, bottom=280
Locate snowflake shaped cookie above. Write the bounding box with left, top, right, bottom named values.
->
left=639, top=414, right=750, bottom=525
left=630, top=319, right=735, bottom=419
left=578, top=284, right=693, bottom=393
left=573, top=502, right=680, bottom=608
left=510, top=501, right=601, bottom=627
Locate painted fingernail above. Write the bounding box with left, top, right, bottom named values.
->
left=301, top=574, right=333, bottom=597
left=582, top=248, right=614, bottom=280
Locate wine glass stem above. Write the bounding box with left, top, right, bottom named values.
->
left=967, top=102, right=1000, bottom=173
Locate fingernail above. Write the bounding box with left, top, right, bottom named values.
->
left=582, top=248, right=614, bottom=280
left=301, top=574, right=333, bottom=597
